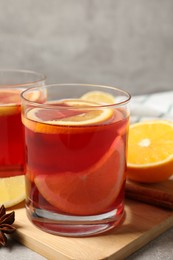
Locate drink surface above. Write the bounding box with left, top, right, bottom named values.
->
left=0, top=89, right=25, bottom=177
left=23, top=99, right=129, bottom=217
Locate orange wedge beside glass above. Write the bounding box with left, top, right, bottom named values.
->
left=127, top=120, right=173, bottom=183
left=21, top=84, right=131, bottom=237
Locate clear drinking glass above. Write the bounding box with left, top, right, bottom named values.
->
left=0, top=69, right=46, bottom=178
left=21, top=84, right=131, bottom=237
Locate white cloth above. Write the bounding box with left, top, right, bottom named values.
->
left=130, top=91, right=173, bottom=124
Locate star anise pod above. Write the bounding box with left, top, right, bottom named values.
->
left=0, top=205, right=16, bottom=246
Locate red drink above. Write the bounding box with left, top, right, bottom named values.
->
left=0, top=89, right=25, bottom=177
left=23, top=98, right=129, bottom=235
left=0, top=70, right=45, bottom=180
left=0, top=88, right=45, bottom=178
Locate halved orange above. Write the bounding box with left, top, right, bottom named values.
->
left=81, top=90, right=115, bottom=104
left=0, top=175, right=25, bottom=208
left=34, top=136, right=125, bottom=215
left=0, top=89, right=21, bottom=115
left=22, top=99, right=114, bottom=134
left=127, top=120, right=173, bottom=183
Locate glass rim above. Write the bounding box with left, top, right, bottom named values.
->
left=0, top=69, right=46, bottom=87
left=21, top=83, right=131, bottom=108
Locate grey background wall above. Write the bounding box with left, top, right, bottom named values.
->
left=0, top=0, right=173, bottom=95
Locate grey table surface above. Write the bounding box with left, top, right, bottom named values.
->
left=1, top=0, right=173, bottom=258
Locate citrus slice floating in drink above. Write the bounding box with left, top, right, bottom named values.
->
left=127, top=120, right=173, bottom=183
left=0, top=175, right=25, bottom=208
left=24, top=89, right=43, bottom=102
left=81, top=90, right=115, bottom=104
left=22, top=99, right=114, bottom=133
left=0, top=89, right=22, bottom=116
left=0, top=89, right=21, bottom=104
left=0, top=88, right=43, bottom=116
left=34, top=136, right=125, bottom=215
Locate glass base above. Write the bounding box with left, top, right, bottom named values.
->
left=26, top=204, right=125, bottom=237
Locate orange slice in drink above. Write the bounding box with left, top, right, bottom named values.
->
left=127, top=120, right=173, bottom=183
left=22, top=99, right=114, bottom=133
left=81, top=90, right=115, bottom=104
left=34, top=136, right=125, bottom=215
left=0, top=89, right=21, bottom=116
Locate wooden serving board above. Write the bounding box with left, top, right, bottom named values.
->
left=12, top=179, right=173, bottom=260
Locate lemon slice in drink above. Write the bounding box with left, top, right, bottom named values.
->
left=24, top=99, right=113, bottom=132
left=0, top=175, right=25, bottom=208
left=81, top=91, right=115, bottom=104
